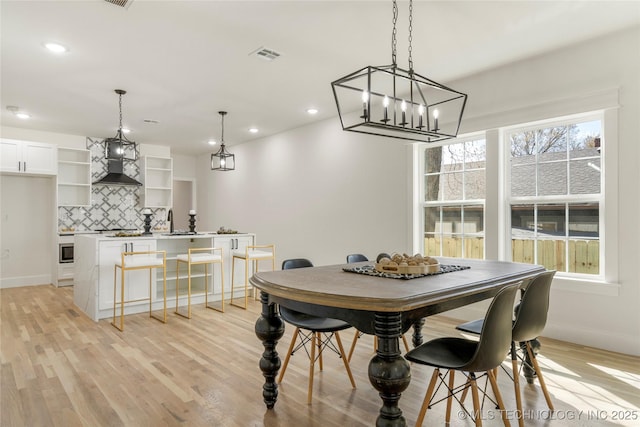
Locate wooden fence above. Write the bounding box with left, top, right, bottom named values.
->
left=425, top=237, right=599, bottom=274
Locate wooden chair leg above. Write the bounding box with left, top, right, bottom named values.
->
left=470, top=373, right=483, bottom=427
left=511, top=342, right=524, bottom=427
left=317, top=332, right=323, bottom=371
left=334, top=332, right=356, bottom=388
left=278, top=328, right=299, bottom=383
left=416, top=368, right=439, bottom=427
left=526, top=342, right=554, bottom=411
left=308, top=331, right=317, bottom=405
left=488, top=369, right=511, bottom=427
left=347, top=330, right=360, bottom=363
left=402, top=334, right=410, bottom=352
left=445, top=370, right=455, bottom=424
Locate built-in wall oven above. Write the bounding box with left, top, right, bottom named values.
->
left=59, top=241, right=74, bottom=263
left=57, top=234, right=75, bottom=286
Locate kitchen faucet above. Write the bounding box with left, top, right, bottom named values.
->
left=167, top=209, right=174, bottom=233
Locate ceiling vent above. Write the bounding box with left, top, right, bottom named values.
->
left=250, top=47, right=282, bottom=62
left=104, top=0, right=134, bottom=9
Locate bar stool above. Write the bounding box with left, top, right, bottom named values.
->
left=231, top=244, right=275, bottom=309
left=175, top=247, right=224, bottom=318
left=112, top=250, right=167, bottom=332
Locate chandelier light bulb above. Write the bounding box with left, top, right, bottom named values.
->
left=401, top=100, right=407, bottom=112
left=433, top=109, right=439, bottom=119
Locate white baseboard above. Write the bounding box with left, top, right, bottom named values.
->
left=432, top=302, right=640, bottom=356
left=542, top=323, right=640, bottom=357
left=0, top=274, right=52, bottom=289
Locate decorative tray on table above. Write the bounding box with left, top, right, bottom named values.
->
left=375, top=253, right=440, bottom=275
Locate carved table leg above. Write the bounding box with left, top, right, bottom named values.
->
left=411, top=318, right=425, bottom=348
left=254, top=291, right=285, bottom=409
left=369, top=312, right=411, bottom=427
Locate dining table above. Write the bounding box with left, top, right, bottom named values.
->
left=251, top=257, right=545, bottom=426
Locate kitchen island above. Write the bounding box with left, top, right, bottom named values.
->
left=74, top=232, right=255, bottom=321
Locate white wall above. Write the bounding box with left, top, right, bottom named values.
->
left=197, top=118, right=412, bottom=266
left=445, top=26, right=640, bottom=356
left=0, top=175, right=55, bottom=287
left=197, top=26, right=640, bottom=355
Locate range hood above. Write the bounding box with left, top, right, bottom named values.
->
left=92, top=157, right=142, bottom=186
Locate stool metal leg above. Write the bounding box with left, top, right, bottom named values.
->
left=175, top=259, right=191, bottom=319
left=205, top=260, right=225, bottom=313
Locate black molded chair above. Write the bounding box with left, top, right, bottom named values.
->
left=405, top=283, right=520, bottom=427
left=278, top=258, right=356, bottom=404
left=456, top=270, right=556, bottom=426
left=346, top=253, right=368, bottom=263
left=345, top=253, right=410, bottom=361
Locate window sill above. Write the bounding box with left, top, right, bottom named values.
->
left=552, top=276, right=620, bottom=296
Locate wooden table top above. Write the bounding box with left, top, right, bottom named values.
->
left=250, top=258, right=545, bottom=312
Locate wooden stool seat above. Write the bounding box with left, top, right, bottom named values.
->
left=112, top=250, right=167, bottom=332
left=176, top=247, right=224, bottom=318
left=231, top=244, right=275, bottom=309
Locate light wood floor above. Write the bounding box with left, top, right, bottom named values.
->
left=1, top=285, right=639, bottom=427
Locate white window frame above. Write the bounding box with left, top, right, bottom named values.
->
left=414, top=107, right=619, bottom=296
left=418, top=133, right=487, bottom=259
left=503, top=111, right=605, bottom=280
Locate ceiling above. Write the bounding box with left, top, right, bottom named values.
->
left=2, top=1, right=639, bottom=156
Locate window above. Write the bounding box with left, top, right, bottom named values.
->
left=422, top=137, right=486, bottom=259
left=508, top=115, right=602, bottom=275
left=417, top=112, right=606, bottom=279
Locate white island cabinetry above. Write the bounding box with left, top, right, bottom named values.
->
left=74, top=233, right=255, bottom=321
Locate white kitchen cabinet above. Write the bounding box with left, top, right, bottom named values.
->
left=140, top=156, right=172, bottom=208
left=97, top=239, right=157, bottom=312
left=0, top=138, right=57, bottom=175
left=57, top=148, right=91, bottom=206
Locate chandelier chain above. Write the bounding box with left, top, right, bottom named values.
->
left=408, top=0, right=413, bottom=72
left=391, top=0, right=398, bottom=66
left=118, top=93, right=123, bottom=132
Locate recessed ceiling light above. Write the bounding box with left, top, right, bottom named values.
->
left=6, top=105, right=30, bottom=119
left=307, top=108, right=319, bottom=115
left=249, top=127, right=259, bottom=134
left=208, top=139, right=217, bottom=145
left=43, top=42, right=68, bottom=53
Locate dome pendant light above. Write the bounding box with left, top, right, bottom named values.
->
left=104, top=89, right=137, bottom=161
left=211, top=111, right=235, bottom=171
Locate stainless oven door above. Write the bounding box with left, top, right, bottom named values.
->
left=59, top=243, right=74, bottom=263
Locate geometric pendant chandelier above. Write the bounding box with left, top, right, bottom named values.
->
left=331, top=0, right=467, bottom=143
left=104, top=89, right=138, bottom=161
left=211, top=111, right=235, bottom=171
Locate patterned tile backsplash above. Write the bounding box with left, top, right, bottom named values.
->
left=57, top=137, right=169, bottom=232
